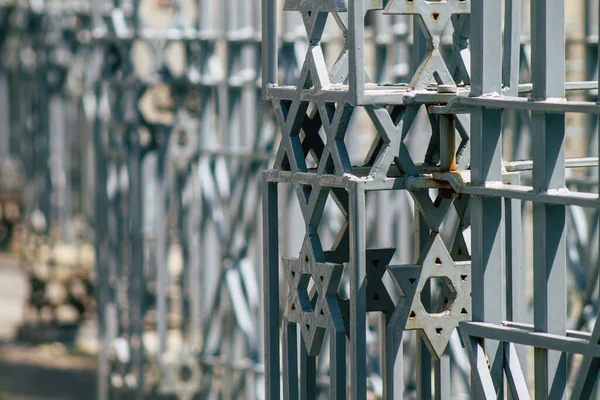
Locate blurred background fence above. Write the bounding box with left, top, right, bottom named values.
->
left=0, top=0, right=600, bottom=399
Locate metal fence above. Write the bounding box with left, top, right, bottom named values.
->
left=1, top=0, right=600, bottom=398
left=262, top=0, right=600, bottom=398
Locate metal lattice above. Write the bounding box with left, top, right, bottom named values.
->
left=263, top=0, right=600, bottom=398
left=3, top=0, right=600, bottom=398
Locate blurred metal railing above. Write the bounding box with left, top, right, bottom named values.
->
left=2, top=0, right=600, bottom=399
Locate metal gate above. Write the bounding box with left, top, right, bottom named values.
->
left=2, top=0, right=600, bottom=398
left=262, top=0, right=600, bottom=398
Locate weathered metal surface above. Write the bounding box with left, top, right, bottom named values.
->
left=3, top=0, right=600, bottom=398
left=263, top=0, right=600, bottom=398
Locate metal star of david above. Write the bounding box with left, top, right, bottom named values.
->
left=338, top=248, right=397, bottom=332
left=384, top=0, right=470, bottom=89
left=364, top=106, right=403, bottom=179
left=295, top=181, right=329, bottom=229
left=399, top=232, right=471, bottom=358
left=385, top=0, right=469, bottom=35
left=283, top=0, right=347, bottom=12
left=411, top=189, right=454, bottom=231
left=364, top=104, right=424, bottom=178
left=364, top=248, right=397, bottom=313
left=284, top=0, right=383, bottom=87
left=282, top=236, right=344, bottom=356
left=272, top=100, right=328, bottom=173
left=387, top=263, right=423, bottom=330
left=167, top=114, right=198, bottom=173
left=284, top=0, right=347, bottom=44
left=273, top=99, right=310, bottom=173
left=158, top=352, right=201, bottom=400
left=363, top=104, right=464, bottom=179
left=272, top=50, right=335, bottom=173
left=284, top=0, right=347, bottom=35
left=448, top=194, right=470, bottom=261
left=315, top=102, right=354, bottom=176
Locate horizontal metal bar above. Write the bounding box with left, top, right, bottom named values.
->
left=268, top=166, right=599, bottom=199
left=265, top=168, right=459, bottom=192
left=463, top=183, right=600, bottom=208
left=199, top=149, right=272, bottom=160
left=434, top=171, right=600, bottom=207
left=199, top=356, right=265, bottom=373
left=88, top=31, right=261, bottom=44
left=502, top=321, right=592, bottom=341
left=518, top=81, right=599, bottom=94
left=460, top=322, right=600, bottom=357
left=265, top=169, right=351, bottom=187
left=432, top=96, right=600, bottom=115
left=504, top=157, right=599, bottom=172
left=266, top=85, right=470, bottom=105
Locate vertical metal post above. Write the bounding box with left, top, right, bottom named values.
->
left=412, top=20, right=432, bottom=400
left=502, top=0, right=522, bottom=96
left=349, top=181, right=367, bottom=399
left=0, top=67, right=11, bottom=157
left=262, top=0, right=277, bottom=99
left=348, top=0, right=365, bottom=105
left=263, top=175, right=280, bottom=400
left=415, top=210, right=432, bottom=400
left=434, top=349, right=451, bottom=400
left=48, top=93, right=69, bottom=236
left=470, top=0, right=505, bottom=396
left=504, top=174, right=524, bottom=349
left=128, top=129, right=145, bottom=400
left=502, top=0, right=525, bottom=374
left=156, top=156, right=168, bottom=357
left=94, top=84, right=111, bottom=400
left=530, top=1, right=567, bottom=398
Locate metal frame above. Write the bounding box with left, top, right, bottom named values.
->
left=263, top=0, right=600, bottom=398
left=4, top=0, right=600, bottom=398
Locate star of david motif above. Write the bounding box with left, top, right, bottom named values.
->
left=337, top=248, right=397, bottom=331
left=295, top=181, right=329, bottom=228
left=399, top=233, right=471, bottom=358
left=108, top=338, right=161, bottom=392
left=281, top=4, right=336, bottom=92
left=272, top=55, right=333, bottom=174
left=363, top=105, right=403, bottom=179
left=284, top=0, right=347, bottom=12
left=282, top=236, right=344, bottom=356
left=384, top=0, right=470, bottom=89
left=361, top=105, right=435, bottom=179
left=336, top=248, right=424, bottom=339
left=448, top=14, right=471, bottom=86
left=284, top=0, right=347, bottom=41
left=283, top=0, right=382, bottom=89
left=316, top=102, right=354, bottom=176
left=158, top=352, right=201, bottom=400
left=366, top=104, right=469, bottom=179
left=392, top=105, right=420, bottom=176
left=449, top=194, right=470, bottom=261
left=370, top=104, right=426, bottom=178
left=273, top=98, right=356, bottom=177
left=387, top=263, right=423, bottom=330
left=272, top=99, right=311, bottom=173
left=167, top=113, right=198, bottom=173
left=411, top=189, right=454, bottom=231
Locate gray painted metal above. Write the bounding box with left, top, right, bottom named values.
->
left=3, top=0, right=600, bottom=398
left=263, top=0, right=600, bottom=398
